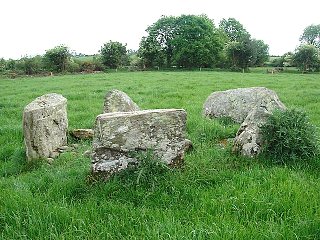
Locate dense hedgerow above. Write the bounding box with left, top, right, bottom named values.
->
left=261, top=108, right=319, bottom=163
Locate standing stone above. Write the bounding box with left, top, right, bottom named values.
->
left=92, top=109, right=192, bottom=176
left=23, top=93, right=68, bottom=160
left=103, top=89, right=140, bottom=113
left=232, top=107, right=272, bottom=157
left=203, top=87, right=286, bottom=123
left=232, top=105, right=286, bottom=157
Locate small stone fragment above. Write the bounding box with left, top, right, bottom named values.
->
left=70, top=129, right=94, bottom=140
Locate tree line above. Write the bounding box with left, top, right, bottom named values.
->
left=271, top=24, right=320, bottom=72
left=1, top=15, right=319, bottom=76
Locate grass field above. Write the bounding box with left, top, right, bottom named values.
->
left=0, top=71, right=320, bottom=239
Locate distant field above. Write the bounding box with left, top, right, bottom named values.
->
left=1, top=71, right=320, bottom=239
left=72, top=55, right=95, bottom=62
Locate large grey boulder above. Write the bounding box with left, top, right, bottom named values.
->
left=92, top=109, right=192, bottom=176
left=23, top=93, right=68, bottom=160
left=203, top=87, right=286, bottom=123
left=103, top=89, right=140, bottom=113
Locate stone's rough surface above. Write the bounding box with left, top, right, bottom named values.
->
left=92, top=109, right=191, bottom=175
left=232, top=103, right=287, bottom=157
left=103, top=89, right=140, bottom=113
left=232, top=107, right=272, bottom=157
left=70, top=129, right=94, bottom=139
left=203, top=87, right=286, bottom=123
left=23, top=93, right=68, bottom=160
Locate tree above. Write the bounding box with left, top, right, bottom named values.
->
left=138, top=15, right=225, bottom=68
left=138, top=15, right=179, bottom=68
left=100, top=41, right=129, bottom=69
left=219, top=18, right=269, bottom=70
left=0, top=58, right=5, bottom=72
left=17, top=56, right=43, bottom=75
left=300, top=24, right=320, bottom=48
left=293, top=44, right=320, bottom=72
left=172, top=15, right=224, bottom=68
left=225, top=40, right=254, bottom=71
left=43, top=45, right=71, bottom=72
left=6, top=59, right=16, bottom=71
left=219, top=18, right=250, bottom=42
left=139, top=36, right=166, bottom=68
left=250, top=39, right=269, bottom=66
left=145, top=16, right=177, bottom=67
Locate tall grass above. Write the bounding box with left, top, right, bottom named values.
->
left=0, top=71, right=320, bottom=239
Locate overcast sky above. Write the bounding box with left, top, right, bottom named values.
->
left=1, top=0, right=319, bottom=59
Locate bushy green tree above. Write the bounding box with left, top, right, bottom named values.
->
left=139, top=36, right=166, bottom=68
left=6, top=59, right=16, bottom=70
left=219, top=18, right=269, bottom=70
left=300, top=24, right=320, bottom=48
left=0, top=58, right=5, bottom=72
left=14, top=56, right=44, bottom=75
left=172, top=15, right=224, bottom=68
left=140, top=16, right=176, bottom=68
left=293, top=44, right=320, bottom=72
left=219, top=18, right=250, bottom=42
left=225, top=40, right=253, bottom=71
left=100, top=41, right=129, bottom=69
left=250, top=39, right=269, bottom=66
left=43, top=45, right=71, bottom=72
left=139, top=15, right=225, bottom=69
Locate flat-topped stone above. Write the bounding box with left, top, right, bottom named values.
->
left=92, top=109, right=191, bottom=176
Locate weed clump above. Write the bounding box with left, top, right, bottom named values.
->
left=260, top=108, right=319, bottom=163
left=115, top=150, right=170, bottom=188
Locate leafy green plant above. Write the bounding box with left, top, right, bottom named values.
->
left=100, top=41, right=129, bottom=69
left=43, top=45, right=71, bottom=72
left=116, top=150, right=170, bottom=188
left=261, top=108, right=319, bottom=162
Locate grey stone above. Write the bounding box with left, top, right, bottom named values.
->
left=23, top=93, right=68, bottom=160
left=232, top=106, right=285, bottom=157
left=203, top=87, right=286, bottom=123
left=103, top=89, right=140, bottom=113
left=92, top=109, right=191, bottom=176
